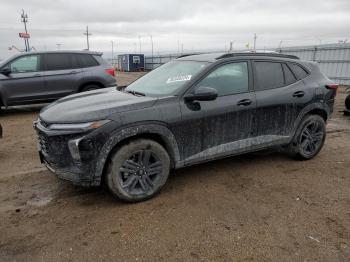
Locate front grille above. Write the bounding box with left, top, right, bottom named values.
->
left=37, top=132, right=78, bottom=167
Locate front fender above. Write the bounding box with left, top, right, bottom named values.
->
left=92, top=122, right=181, bottom=185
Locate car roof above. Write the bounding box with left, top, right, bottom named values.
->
left=177, top=51, right=300, bottom=62
left=7, top=50, right=102, bottom=60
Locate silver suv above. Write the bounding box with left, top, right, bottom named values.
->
left=0, top=51, right=116, bottom=107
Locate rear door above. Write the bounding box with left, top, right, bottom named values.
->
left=0, top=54, right=46, bottom=105
left=253, top=60, right=312, bottom=139
left=42, top=53, right=82, bottom=98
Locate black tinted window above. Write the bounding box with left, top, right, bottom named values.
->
left=289, top=63, right=308, bottom=80
left=283, top=64, right=296, bottom=85
left=197, top=62, right=249, bottom=96
left=254, top=62, right=284, bottom=91
left=45, top=54, right=73, bottom=71
left=75, top=54, right=99, bottom=68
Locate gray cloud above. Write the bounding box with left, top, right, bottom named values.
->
left=0, top=0, right=349, bottom=59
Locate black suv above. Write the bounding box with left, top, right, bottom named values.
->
left=34, top=52, right=337, bottom=202
left=0, top=51, right=116, bottom=108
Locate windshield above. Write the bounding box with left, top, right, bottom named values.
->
left=125, top=60, right=209, bottom=96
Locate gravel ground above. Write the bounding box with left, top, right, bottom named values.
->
left=0, top=72, right=349, bottom=262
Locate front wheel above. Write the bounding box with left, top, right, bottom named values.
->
left=288, top=115, right=326, bottom=160
left=106, top=139, right=170, bottom=202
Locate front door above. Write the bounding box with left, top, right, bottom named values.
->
left=0, top=54, right=46, bottom=105
left=178, top=61, right=257, bottom=165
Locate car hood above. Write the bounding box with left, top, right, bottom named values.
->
left=39, top=87, right=158, bottom=123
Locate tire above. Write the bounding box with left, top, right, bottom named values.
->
left=288, top=115, right=326, bottom=160
left=345, top=94, right=350, bottom=110
left=80, top=84, right=100, bottom=92
left=106, top=139, right=170, bottom=202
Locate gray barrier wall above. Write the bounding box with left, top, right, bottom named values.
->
left=144, top=43, right=350, bottom=85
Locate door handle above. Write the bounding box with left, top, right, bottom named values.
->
left=237, top=99, right=252, bottom=106
left=33, top=74, right=42, bottom=77
left=293, top=91, right=305, bottom=97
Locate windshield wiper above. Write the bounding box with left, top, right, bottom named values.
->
left=124, top=90, right=146, bottom=97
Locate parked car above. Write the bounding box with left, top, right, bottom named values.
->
left=0, top=51, right=116, bottom=108
left=34, top=52, right=337, bottom=202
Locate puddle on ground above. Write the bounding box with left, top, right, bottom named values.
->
left=26, top=196, right=53, bottom=207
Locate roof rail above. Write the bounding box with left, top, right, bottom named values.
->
left=216, top=52, right=299, bottom=60
left=177, top=53, right=202, bottom=58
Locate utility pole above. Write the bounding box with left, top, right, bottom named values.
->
left=83, top=26, right=92, bottom=50
left=253, top=33, right=257, bottom=51
left=111, top=40, right=114, bottom=67
left=229, top=41, right=234, bottom=52
left=149, top=34, right=154, bottom=67
left=21, top=9, right=30, bottom=52
left=138, top=35, right=142, bottom=54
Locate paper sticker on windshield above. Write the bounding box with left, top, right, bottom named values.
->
left=166, top=75, right=192, bottom=84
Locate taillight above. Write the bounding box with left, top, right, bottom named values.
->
left=326, top=83, right=339, bottom=90
left=105, top=68, right=115, bottom=77
left=326, top=83, right=339, bottom=98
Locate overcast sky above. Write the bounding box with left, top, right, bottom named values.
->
left=0, top=0, right=349, bottom=59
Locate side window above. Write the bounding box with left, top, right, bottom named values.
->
left=196, top=62, right=249, bottom=96
left=254, top=62, right=284, bottom=91
left=9, top=55, right=40, bottom=73
left=45, top=53, right=73, bottom=71
left=288, top=63, right=308, bottom=80
left=282, top=64, right=297, bottom=85
left=75, top=54, right=99, bottom=68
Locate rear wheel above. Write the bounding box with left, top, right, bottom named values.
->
left=345, top=93, right=350, bottom=110
left=106, top=139, right=170, bottom=202
left=80, top=84, right=100, bottom=92
left=288, top=115, right=326, bottom=160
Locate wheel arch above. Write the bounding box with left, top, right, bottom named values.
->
left=290, top=102, right=329, bottom=141
left=93, top=123, right=181, bottom=186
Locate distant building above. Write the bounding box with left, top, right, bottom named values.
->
left=117, top=54, right=145, bottom=72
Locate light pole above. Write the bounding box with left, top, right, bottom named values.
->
left=149, top=34, right=154, bottom=68
left=111, top=40, right=114, bottom=67
left=138, top=35, right=142, bottom=54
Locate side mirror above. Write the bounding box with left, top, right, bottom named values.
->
left=184, top=86, right=218, bottom=102
left=0, top=67, right=11, bottom=76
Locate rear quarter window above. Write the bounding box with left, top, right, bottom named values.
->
left=288, top=63, right=309, bottom=80
left=75, top=54, right=99, bottom=68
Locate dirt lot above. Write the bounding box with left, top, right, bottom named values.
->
left=0, top=72, right=350, bottom=262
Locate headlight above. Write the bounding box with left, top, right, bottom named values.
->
left=48, top=120, right=110, bottom=131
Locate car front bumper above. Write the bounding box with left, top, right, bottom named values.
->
left=34, top=121, right=108, bottom=187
